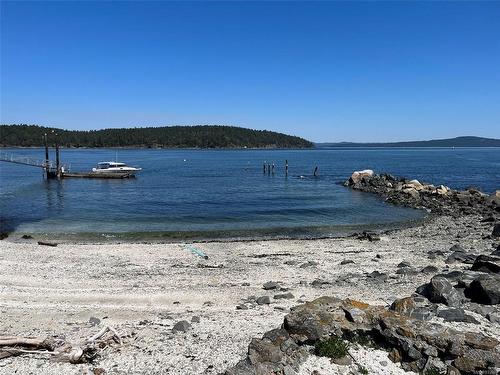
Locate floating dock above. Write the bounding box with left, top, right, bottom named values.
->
left=62, top=172, right=134, bottom=179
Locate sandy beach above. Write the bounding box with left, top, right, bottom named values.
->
left=1, top=214, right=498, bottom=375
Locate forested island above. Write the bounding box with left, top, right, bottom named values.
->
left=316, top=136, right=500, bottom=148
left=0, top=124, right=314, bottom=149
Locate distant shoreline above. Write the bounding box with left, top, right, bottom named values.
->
left=2, top=145, right=500, bottom=150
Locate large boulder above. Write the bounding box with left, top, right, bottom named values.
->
left=418, top=276, right=462, bottom=307
left=465, top=274, right=500, bottom=305
left=471, top=255, right=500, bottom=274
left=348, top=169, right=374, bottom=185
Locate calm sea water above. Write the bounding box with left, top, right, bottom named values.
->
left=1, top=148, right=499, bottom=241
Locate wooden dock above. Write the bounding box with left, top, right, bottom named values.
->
left=1, top=135, right=138, bottom=180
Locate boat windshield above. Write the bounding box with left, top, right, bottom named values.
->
left=97, top=163, right=110, bottom=169
left=97, top=162, right=127, bottom=169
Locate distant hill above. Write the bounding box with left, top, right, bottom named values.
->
left=0, top=124, right=314, bottom=149
left=316, top=136, right=500, bottom=148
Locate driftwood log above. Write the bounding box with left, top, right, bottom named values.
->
left=0, top=326, right=125, bottom=363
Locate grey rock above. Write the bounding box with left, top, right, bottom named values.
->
left=487, top=312, right=500, bottom=323
left=256, top=296, right=271, bottom=305
left=466, top=302, right=494, bottom=317
left=437, top=308, right=479, bottom=323
left=263, top=281, right=279, bottom=290
left=407, top=346, right=422, bottom=360
left=191, top=316, right=201, bottom=323
left=367, top=270, right=388, bottom=281
left=471, top=254, right=500, bottom=273
left=274, top=292, right=294, bottom=300
left=418, top=276, right=462, bottom=307
left=465, top=274, right=500, bottom=305
left=89, top=316, right=101, bottom=326
left=236, top=304, right=249, bottom=310
left=332, top=356, right=352, bottom=366
left=397, top=261, right=412, bottom=268
left=446, top=248, right=476, bottom=264
left=172, top=320, right=191, bottom=333
left=421, top=265, right=439, bottom=273
left=428, top=250, right=446, bottom=260
left=493, top=223, right=500, bottom=238
left=396, top=267, right=419, bottom=275
left=299, top=261, right=318, bottom=268
left=340, top=259, right=354, bottom=265
left=311, top=279, right=331, bottom=288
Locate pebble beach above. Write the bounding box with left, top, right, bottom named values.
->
left=1, top=212, right=498, bottom=374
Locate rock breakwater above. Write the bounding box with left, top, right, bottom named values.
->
left=344, top=170, right=499, bottom=217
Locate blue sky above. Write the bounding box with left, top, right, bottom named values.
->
left=1, top=1, right=499, bottom=142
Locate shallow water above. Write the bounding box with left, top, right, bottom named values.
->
left=1, top=147, right=498, bottom=240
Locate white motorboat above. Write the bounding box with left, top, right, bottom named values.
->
left=92, top=161, right=142, bottom=175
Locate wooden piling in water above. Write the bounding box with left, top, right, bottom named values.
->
left=43, top=133, right=50, bottom=179
left=55, top=136, right=61, bottom=178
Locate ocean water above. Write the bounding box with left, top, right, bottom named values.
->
left=1, top=147, right=499, bottom=241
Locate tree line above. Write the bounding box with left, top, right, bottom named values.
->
left=0, top=124, right=314, bottom=149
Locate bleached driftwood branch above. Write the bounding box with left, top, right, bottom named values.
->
left=0, top=326, right=125, bottom=363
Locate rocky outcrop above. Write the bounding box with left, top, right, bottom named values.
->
left=344, top=171, right=499, bottom=217
left=225, top=296, right=500, bottom=375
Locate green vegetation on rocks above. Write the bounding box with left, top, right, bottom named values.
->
left=315, top=336, right=350, bottom=359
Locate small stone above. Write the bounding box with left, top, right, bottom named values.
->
left=367, top=270, right=388, bottom=281
left=263, top=281, right=279, bottom=290
left=396, top=267, right=418, bottom=275
left=191, top=316, right=200, bottom=323
left=172, top=320, right=191, bottom=333
left=437, top=308, right=479, bottom=323
left=311, top=279, right=331, bottom=287
left=340, top=259, right=354, bottom=265
left=421, top=265, right=439, bottom=273
left=299, top=261, right=318, bottom=268
left=89, top=317, right=101, bottom=326
left=331, top=355, right=352, bottom=366
left=397, top=261, right=411, bottom=268
left=274, top=292, right=294, bottom=300
left=236, top=304, right=248, bottom=310
left=256, top=296, right=271, bottom=305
